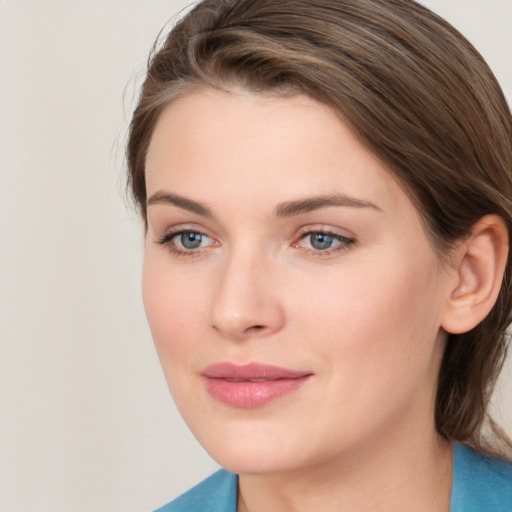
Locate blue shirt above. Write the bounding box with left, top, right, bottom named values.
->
left=155, top=443, right=512, bottom=511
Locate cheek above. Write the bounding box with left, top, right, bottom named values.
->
left=284, top=256, right=445, bottom=448
left=291, top=249, right=444, bottom=388
left=141, top=252, right=222, bottom=425
left=141, top=252, right=207, bottom=364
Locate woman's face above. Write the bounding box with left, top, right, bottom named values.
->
left=143, top=90, right=454, bottom=474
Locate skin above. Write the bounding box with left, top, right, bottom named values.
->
left=142, top=89, right=458, bottom=512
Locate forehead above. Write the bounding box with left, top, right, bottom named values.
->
left=145, top=89, right=409, bottom=218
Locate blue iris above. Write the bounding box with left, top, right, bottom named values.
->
left=310, top=233, right=333, bottom=250
left=181, top=232, right=203, bottom=249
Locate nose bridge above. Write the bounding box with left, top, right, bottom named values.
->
left=210, top=241, right=284, bottom=340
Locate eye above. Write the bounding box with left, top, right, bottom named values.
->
left=157, top=229, right=218, bottom=255
left=294, top=230, right=355, bottom=255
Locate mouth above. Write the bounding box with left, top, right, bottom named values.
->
left=202, top=362, right=313, bottom=408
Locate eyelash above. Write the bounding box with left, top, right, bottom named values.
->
left=156, top=229, right=355, bottom=257
left=294, top=230, right=355, bottom=256
left=157, top=229, right=216, bottom=257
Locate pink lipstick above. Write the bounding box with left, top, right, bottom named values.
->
left=202, top=362, right=312, bottom=408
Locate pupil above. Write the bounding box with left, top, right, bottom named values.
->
left=181, top=232, right=202, bottom=249
left=311, top=233, right=333, bottom=250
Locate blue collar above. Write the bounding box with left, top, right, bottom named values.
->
left=450, top=442, right=512, bottom=511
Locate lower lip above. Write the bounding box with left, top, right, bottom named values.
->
left=204, top=376, right=311, bottom=408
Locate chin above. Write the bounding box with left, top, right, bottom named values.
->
left=211, top=447, right=306, bottom=476
left=188, top=419, right=320, bottom=475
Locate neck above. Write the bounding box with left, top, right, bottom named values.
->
left=237, top=429, right=452, bottom=512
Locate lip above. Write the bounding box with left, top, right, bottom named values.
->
left=202, top=362, right=313, bottom=408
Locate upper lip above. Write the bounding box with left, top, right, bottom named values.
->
left=202, top=362, right=312, bottom=381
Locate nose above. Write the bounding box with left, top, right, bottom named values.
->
left=210, top=248, right=286, bottom=341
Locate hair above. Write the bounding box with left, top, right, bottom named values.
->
left=127, top=0, right=512, bottom=458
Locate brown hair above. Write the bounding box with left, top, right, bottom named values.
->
left=127, top=0, right=512, bottom=457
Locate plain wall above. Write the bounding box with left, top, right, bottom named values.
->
left=0, top=1, right=511, bottom=511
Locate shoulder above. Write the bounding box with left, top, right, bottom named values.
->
left=451, top=443, right=512, bottom=512
left=153, top=469, right=238, bottom=512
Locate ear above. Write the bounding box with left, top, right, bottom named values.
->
left=441, top=215, right=509, bottom=334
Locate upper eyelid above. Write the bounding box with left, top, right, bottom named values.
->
left=296, top=231, right=354, bottom=245
left=157, top=225, right=211, bottom=239
left=299, top=229, right=349, bottom=237
left=159, top=228, right=212, bottom=242
left=295, top=224, right=355, bottom=239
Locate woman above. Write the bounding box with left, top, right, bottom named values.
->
left=127, top=0, right=512, bottom=510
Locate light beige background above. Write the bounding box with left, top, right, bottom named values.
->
left=0, top=1, right=511, bottom=511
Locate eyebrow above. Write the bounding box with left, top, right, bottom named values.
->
left=146, top=191, right=383, bottom=218
left=147, top=191, right=213, bottom=217
left=274, top=194, right=383, bottom=217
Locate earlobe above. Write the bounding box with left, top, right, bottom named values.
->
left=441, top=215, right=509, bottom=334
